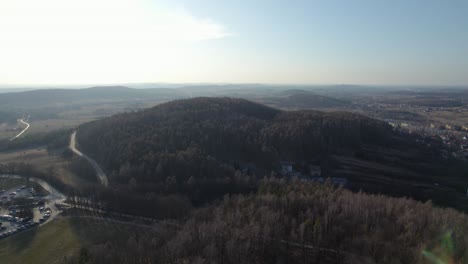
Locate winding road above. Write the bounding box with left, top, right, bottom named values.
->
left=69, top=132, right=109, bottom=187
left=10, top=119, right=30, bottom=141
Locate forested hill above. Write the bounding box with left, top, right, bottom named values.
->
left=256, top=89, right=350, bottom=109
left=76, top=97, right=392, bottom=190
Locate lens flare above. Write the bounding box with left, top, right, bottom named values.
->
left=422, top=231, right=456, bottom=264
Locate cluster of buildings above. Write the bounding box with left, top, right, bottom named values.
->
left=280, top=161, right=348, bottom=186
left=388, top=120, right=468, bottom=160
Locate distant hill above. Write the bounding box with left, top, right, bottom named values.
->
left=257, top=89, right=350, bottom=109
left=0, top=86, right=187, bottom=109
left=77, top=97, right=389, bottom=170
left=75, top=97, right=468, bottom=209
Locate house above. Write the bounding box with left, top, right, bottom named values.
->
left=280, top=161, right=293, bottom=175
left=331, top=177, right=348, bottom=186
left=310, top=177, right=325, bottom=183
left=238, top=162, right=256, bottom=174
left=309, top=165, right=321, bottom=177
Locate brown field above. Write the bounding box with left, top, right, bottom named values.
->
left=0, top=121, right=27, bottom=140
left=26, top=117, right=98, bottom=135
left=0, top=147, right=94, bottom=189
left=420, top=108, right=468, bottom=126
left=0, top=116, right=100, bottom=141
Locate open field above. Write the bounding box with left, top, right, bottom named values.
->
left=0, top=147, right=95, bottom=189
left=420, top=108, right=468, bottom=126
left=0, top=121, right=27, bottom=141
left=0, top=217, right=145, bottom=264
left=0, top=148, right=64, bottom=171
left=25, top=117, right=98, bottom=136
left=0, top=110, right=103, bottom=141
left=0, top=117, right=96, bottom=141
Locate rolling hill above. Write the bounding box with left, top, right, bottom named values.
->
left=72, top=97, right=468, bottom=210
left=256, top=89, right=350, bottom=109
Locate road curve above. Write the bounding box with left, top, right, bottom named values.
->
left=69, top=132, right=109, bottom=187
left=10, top=119, right=30, bottom=140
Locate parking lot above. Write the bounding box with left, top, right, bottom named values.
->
left=0, top=215, right=39, bottom=239
left=0, top=183, right=54, bottom=239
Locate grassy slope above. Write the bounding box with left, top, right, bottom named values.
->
left=0, top=219, right=81, bottom=264
left=0, top=217, right=140, bottom=264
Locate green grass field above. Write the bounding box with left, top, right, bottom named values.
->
left=0, top=219, right=82, bottom=264
left=26, top=117, right=98, bottom=136
left=0, top=217, right=143, bottom=264
left=0, top=116, right=98, bottom=141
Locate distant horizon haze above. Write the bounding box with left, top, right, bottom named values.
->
left=0, top=83, right=467, bottom=92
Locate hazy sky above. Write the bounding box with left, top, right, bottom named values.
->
left=0, top=0, right=467, bottom=86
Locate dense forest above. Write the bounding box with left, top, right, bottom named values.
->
left=76, top=97, right=392, bottom=203
left=63, top=179, right=468, bottom=264
left=74, top=97, right=468, bottom=211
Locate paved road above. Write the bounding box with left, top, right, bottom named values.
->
left=69, top=132, right=109, bottom=187
left=10, top=119, right=30, bottom=141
